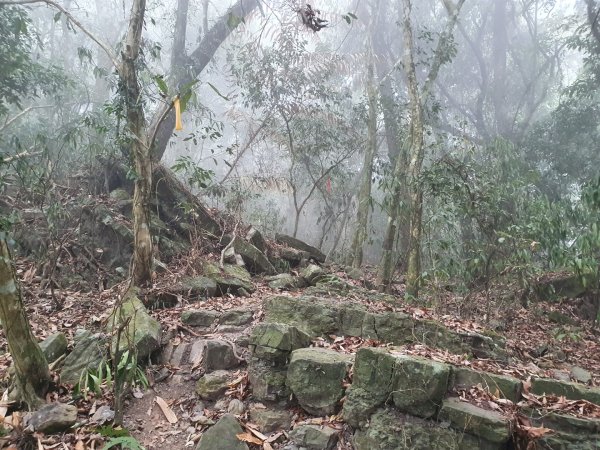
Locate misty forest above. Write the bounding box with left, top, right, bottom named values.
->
left=2, top=0, right=600, bottom=449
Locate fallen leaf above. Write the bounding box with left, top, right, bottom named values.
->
left=522, top=377, right=532, bottom=394
left=245, top=425, right=268, bottom=441
left=75, top=441, right=85, bottom=450
left=523, top=426, right=553, bottom=438
left=155, top=396, right=178, bottom=424
left=236, top=432, right=263, bottom=445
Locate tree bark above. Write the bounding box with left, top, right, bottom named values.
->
left=350, top=44, right=378, bottom=268
left=0, top=233, right=50, bottom=409
left=491, top=0, right=509, bottom=136
left=377, top=0, right=465, bottom=295
left=149, top=0, right=259, bottom=162
left=399, top=0, right=425, bottom=298
left=122, top=0, right=152, bottom=286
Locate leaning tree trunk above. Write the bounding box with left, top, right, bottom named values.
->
left=149, top=0, right=259, bottom=162
left=0, top=234, right=50, bottom=409
left=350, top=47, right=378, bottom=269
left=122, top=0, right=152, bottom=286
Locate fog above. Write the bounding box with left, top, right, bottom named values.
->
left=2, top=0, right=599, bottom=279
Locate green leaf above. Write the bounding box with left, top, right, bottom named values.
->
left=154, top=76, right=168, bottom=95
left=102, top=436, right=145, bottom=450
left=179, top=89, right=193, bottom=112
left=207, top=82, right=230, bottom=101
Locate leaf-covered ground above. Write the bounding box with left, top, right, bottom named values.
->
left=1, top=241, right=599, bottom=449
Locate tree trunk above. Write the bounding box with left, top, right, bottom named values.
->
left=399, top=0, right=425, bottom=298
left=122, top=0, right=152, bottom=286
left=0, top=234, right=50, bottom=409
left=171, top=0, right=190, bottom=71
left=149, top=0, right=259, bottom=162
left=350, top=46, right=377, bottom=268
left=491, top=0, right=509, bottom=136
left=377, top=0, right=465, bottom=295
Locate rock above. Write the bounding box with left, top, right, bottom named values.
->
left=223, top=246, right=240, bottom=265
left=300, top=264, right=326, bottom=285
left=263, top=295, right=506, bottom=360
left=439, top=397, right=510, bottom=444
left=531, top=377, right=600, bottom=405
left=227, top=399, right=245, bottom=415
left=345, top=267, right=363, bottom=280
left=203, top=340, right=241, bottom=371
left=342, top=348, right=396, bottom=428
left=214, top=398, right=230, bottom=411
left=235, top=334, right=250, bottom=349
left=290, top=424, right=339, bottom=450
left=353, top=408, right=481, bottom=450
left=267, top=273, right=307, bottom=290
left=571, top=366, right=592, bottom=384
left=248, top=358, right=290, bottom=402
left=249, top=323, right=312, bottom=364
left=109, top=188, right=131, bottom=201
left=230, top=236, right=275, bottom=275
left=275, top=234, right=326, bottom=263
left=196, top=370, right=231, bottom=400
left=450, top=367, right=522, bottom=403
left=287, top=348, right=352, bottom=416
left=524, top=407, right=600, bottom=449
left=39, top=332, right=68, bottom=364
left=391, top=355, right=450, bottom=418
left=220, top=309, right=254, bottom=326
left=249, top=407, right=293, bottom=433
left=196, top=414, right=248, bottom=450
left=533, top=273, right=593, bottom=300
left=203, top=261, right=255, bottom=295
left=27, top=403, right=77, bottom=433
left=279, top=247, right=311, bottom=266
left=179, top=277, right=218, bottom=299
left=60, top=330, right=105, bottom=384
left=246, top=226, right=267, bottom=253
left=90, top=405, right=115, bottom=424
left=263, top=296, right=339, bottom=337
left=182, top=309, right=220, bottom=327
left=106, top=289, right=162, bottom=359
left=552, top=369, right=571, bottom=382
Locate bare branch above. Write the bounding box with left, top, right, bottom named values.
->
left=1, top=105, right=53, bottom=132
left=1, top=150, right=42, bottom=164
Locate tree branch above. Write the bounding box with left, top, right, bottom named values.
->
left=1, top=105, right=53, bottom=132
left=0, top=0, right=121, bottom=71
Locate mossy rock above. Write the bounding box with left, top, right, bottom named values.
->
left=450, top=367, right=522, bottom=402
left=439, top=398, right=510, bottom=444
left=249, top=322, right=311, bottom=364
left=287, top=348, right=353, bottom=416
left=342, top=347, right=396, bottom=427
left=106, top=289, right=162, bottom=359
left=391, top=354, right=450, bottom=418
left=202, top=261, right=255, bottom=295
left=353, top=408, right=482, bottom=450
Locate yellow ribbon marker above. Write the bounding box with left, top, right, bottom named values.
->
left=174, top=97, right=183, bottom=131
